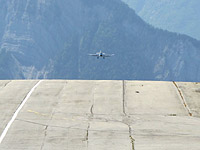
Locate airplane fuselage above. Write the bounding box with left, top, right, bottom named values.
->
left=89, top=50, right=114, bottom=59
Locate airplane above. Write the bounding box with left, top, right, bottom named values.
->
left=88, top=50, right=114, bottom=59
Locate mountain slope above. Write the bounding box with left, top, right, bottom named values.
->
left=0, top=0, right=200, bottom=81
left=122, top=0, right=200, bottom=40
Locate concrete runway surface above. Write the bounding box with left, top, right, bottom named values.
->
left=0, top=80, right=200, bottom=150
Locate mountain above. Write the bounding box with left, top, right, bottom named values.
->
left=121, top=0, right=200, bottom=40
left=0, top=0, right=200, bottom=81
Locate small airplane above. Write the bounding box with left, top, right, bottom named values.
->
left=88, top=50, right=114, bottom=59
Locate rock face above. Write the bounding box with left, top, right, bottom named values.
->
left=0, top=0, right=200, bottom=81
left=122, top=0, right=200, bottom=40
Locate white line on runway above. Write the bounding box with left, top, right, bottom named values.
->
left=0, top=80, right=43, bottom=144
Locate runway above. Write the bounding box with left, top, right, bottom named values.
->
left=0, top=80, right=200, bottom=150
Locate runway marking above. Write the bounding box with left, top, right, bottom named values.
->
left=27, top=110, right=48, bottom=116
left=0, top=80, right=43, bottom=144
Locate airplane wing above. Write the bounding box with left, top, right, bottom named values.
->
left=88, top=54, right=98, bottom=56
left=104, top=54, right=115, bottom=57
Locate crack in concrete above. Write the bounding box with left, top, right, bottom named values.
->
left=16, top=119, right=47, bottom=127
left=128, top=125, right=135, bottom=150
left=3, top=81, right=11, bottom=88
left=89, top=83, right=96, bottom=119
left=120, top=113, right=136, bottom=150
left=85, top=123, right=90, bottom=148
left=122, top=80, right=127, bottom=115
left=17, top=118, right=132, bottom=134
left=39, top=100, right=57, bottom=150
left=122, top=121, right=136, bottom=150
left=173, top=81, right=192, bottom=116
left=90, top=105, right=94, bottom=116
left=40, top=125, right=48, bottom=150
left=17, top=118, right=88, bottom=131
left=55, top=81, right=67, bottom=97
left=122, top=81, right=136, bottom=149
left=86, top=123, right=90, bottom=141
